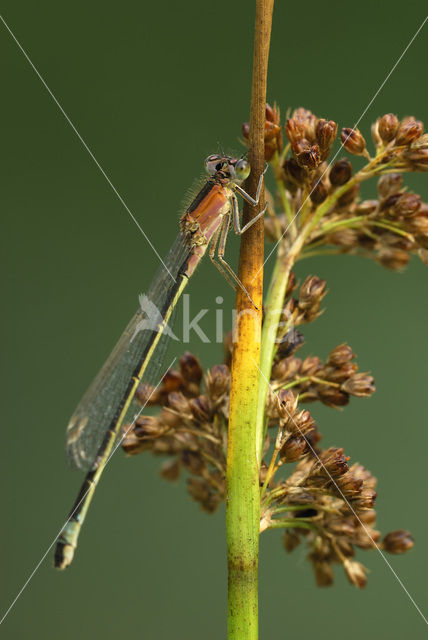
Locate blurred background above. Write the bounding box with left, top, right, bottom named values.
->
left=1, top=1, right=427, bottom=638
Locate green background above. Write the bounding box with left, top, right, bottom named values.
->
left=1, top=1, right=427, bottom=638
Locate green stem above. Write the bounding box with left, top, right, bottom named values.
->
left=270, top=152, right=294, bottom=228
left=267, top=519, right=316, bottom=531
left=256, top=235, right=305, bottom=462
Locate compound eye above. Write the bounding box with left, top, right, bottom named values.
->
left=235, top=158, right=250, bottom=181
left=205, top=155, right=221, bottom=175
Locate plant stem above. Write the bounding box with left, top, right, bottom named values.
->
left=226, top=1, right=273, bottom=638
left=255, top=234, right=304, bottom=461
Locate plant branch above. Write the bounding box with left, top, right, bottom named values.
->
left=226, top=2, right=274, bottom=638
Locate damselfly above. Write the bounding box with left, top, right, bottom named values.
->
left=54, top=154, right=266, bottom=569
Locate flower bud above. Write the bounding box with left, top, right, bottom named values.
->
left=378, top=248, right=410, bottom=270
left=343, top=559, right=367, bottom=588
left=325, top=361, right=358, bottom=383
left=180, top=352, right=203, bottom=384
left=273, top=356, right=301, bottom=383
left=277, top=388, right=298, bottom=417
left=352, top=489, right=377, bottom=511
left=390, top=192, right=422, bottom=218
left=134, top=416, right=166, bottom=439
left=276, top=328, right=305, bottom=359
left=160, top=458, right=181, bottom=481
left=181, top=450, right=206, bottom=476
left=371, top=120, right=382, bottom=147
left=418, top=248, right=428, bottom=266
left=310, top=179, right=328, bottom=204
left=327, top=343, right=355, bottom=366
left=341, top=373, right=375, bottom=397
left=318, top=447, right=349, bottom=477
left=285, top=118, right=306, bottom=146
left=282, top=157, right=306, bottom=184
left=300, top=356, right=323, bottom=377
left=189, top=395, right=210, bottom=422
left=319, top=386, right=349, bottom=408
left=161, top=369, right=184, bottom=392
left=242, top=103, right=283, bottom=160
left=291, top=107, right=318, bottom=140
left=316, top=119, right=338, bottom=152
left=378, top=113, right=399, bottom=143
left=337, top=471, right=364, bottom=497
left=293, top=140, right=321, bottom=169
left=341, top=127, right=367, bottom=156
left=329, top=157, right=353, bottom=186
left=377, top=173, right=403, bottom=198
left=395, top=117, right=423, bottom=145
left=337, top=183, right=359, bottom=208
left=382, top=530, right=414, bottom=554
left=311, top=558, right=334, bottom=587
left=291, top=409, right=315, bottom=435
left=355, top=199, right=378, bottom=215
left=280, top=435, right=307, bottom=462
left=282, top=530, right=301, bottom=553
left=285, top=271, right=297, bottom=296
left=136, top=382, right=162, bottom=406
left=205, top=364, right=230, bottom=399
left=402, top=135, right=428, bottom=169
left=299, top=275, right=327, bottom=310
left=328, top=228, right=359, bottom=247
left=167, top=391, right=190, bottom=414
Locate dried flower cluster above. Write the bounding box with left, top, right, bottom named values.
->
left=122, top=353, right=229, bottom=513
left=122, top=271, right=413, bottom=588
left=121, top=104, right=421, bottom=589
left=244, top=105, right=428, bottom=270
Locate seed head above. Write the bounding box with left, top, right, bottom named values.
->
left=242, top=103, right=283, bottom=160
left=282, top=157, right=306, bottom=187
left=329, top=157, right=353, bottom=186
left=395, top=117, right=423, bottom=145
left=351, top=488, right=377, bottom=511
left=382, top=530, right=414, bottom=554
left=160, top=458, right=181, bottom=481
left=378, top=248, right=410, bottom=270
left=317, top=447, right=350, bottom=477
left=390, top=192, right=422, bottom=218
left=377, top=173, right=403, bottom=198
left=133, top=416, right=166, bottom=440
left=167, top=391, right=191, bottom=415
left=205, top=364, right=230, bottom=400
left=293, top=139, right=322, bottom=170
left=298, top=276, right=327, bottom=316
left=378, top=113, right=399, bottom=143
left=310, top=179, right=328, bottom=204
left=180, top=352, right=203, bottom=386
left=273, top=356, right=301, bottom=383
left=316, top=119, right=338, bottom=154
left=341, top=373, right=376, bottom=397
left=337, top=183, right=359, bottom=208
left=277, top=388, right=299, bottom=418
left=189, top=395, right=211, bottom=422
left=327, top=343, right=355, bottom=366
left=343, top=559, right=367, bottom=588
left=318, top=386, right=350, bottom=408
left=340, top=127, right=368, bottom=156
left=310, top=557, right=335, bottom=587
left=283, top=530, right=301, bottom=553
left=280, top=435, right=307, bottom=462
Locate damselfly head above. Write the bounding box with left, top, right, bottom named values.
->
left=204, top=154, right=251, bottom=184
